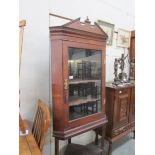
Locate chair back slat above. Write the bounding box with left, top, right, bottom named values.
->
left=32, top=99, right=50, bottom=152
left=36, top=108, right=42, bottom=143
left=32, top=110, right=39, bottom=139
left=33, top=109, right=41, bottom=141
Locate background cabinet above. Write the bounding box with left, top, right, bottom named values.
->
left=95, top=83, right=135, bottom=155
left=130, top=30, right=135, bottom=80
left=129, top=87, right=135, bottom=122
left=113, top=88, right=131, bottom=129
left=130, top=31, right=135, bottom=60
left=106, top=83, right=135, bottom=155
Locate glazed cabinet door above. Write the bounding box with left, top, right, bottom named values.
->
left=129, top=87, right=135, bottom=122
left=113, top=89, right=130, bottom=129
left=63, top=41, right=106, bottom=126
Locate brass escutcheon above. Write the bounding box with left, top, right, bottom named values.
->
left=64, top=79, right=68, bottom=90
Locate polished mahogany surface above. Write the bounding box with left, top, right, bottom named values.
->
left=50, top=18, right=108, bottom=155
left=50, top=18, right=108, bottom=140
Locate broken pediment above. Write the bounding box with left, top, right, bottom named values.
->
left=62, top=17, right=108, bottom=37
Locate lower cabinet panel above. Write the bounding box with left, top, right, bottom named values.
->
left=105, top=83, right=135, bottom=140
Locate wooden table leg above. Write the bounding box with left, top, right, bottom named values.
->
left=95, top=130, right=99, bottom=145
left=68, top=138, right=71, bottom=144
left=55, top=138, right=59, bottom=155
left=108, top=141, right=112, bottom=155
left=101, top=125, right=106, bottom=154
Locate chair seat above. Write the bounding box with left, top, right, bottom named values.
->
left=64, top=143, right=102, bottom=155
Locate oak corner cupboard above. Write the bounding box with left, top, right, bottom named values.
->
left=50, top=18, right=108, bottom=153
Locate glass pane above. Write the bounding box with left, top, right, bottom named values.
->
left=68, top=47, right=102, bottom=120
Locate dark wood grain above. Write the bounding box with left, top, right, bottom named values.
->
left=50, top=18, right=107, bottom=139
left=130, top=31, right=135, bottom=60
left=129, top=87, right=135, bottom=122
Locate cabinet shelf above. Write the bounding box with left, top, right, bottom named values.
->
left=69, top=96, right=99, bottom=106
left=69, top=79, right=100, bottom=85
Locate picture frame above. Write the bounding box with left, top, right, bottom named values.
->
left=97, top=20, right=114, bottom=45
left=117, top=29, right=131, bottom=48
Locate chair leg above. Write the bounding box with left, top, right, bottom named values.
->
left=108, top=141, right=112, bottom=155
left=68, top=138, right=71, bottom=144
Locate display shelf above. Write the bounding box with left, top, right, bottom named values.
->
left=69, top=79, right=100, bottom=85
left=69, top=96, right=99, bottom=106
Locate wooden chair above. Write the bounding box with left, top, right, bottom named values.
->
left=32, top=99, right=51, bottom=152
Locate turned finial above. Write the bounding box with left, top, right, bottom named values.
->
left=85, top=16, right=91, bottom=24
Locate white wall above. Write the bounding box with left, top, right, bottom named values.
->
left=19, top=0, right=134, bottom=155
left=19, top=0, right=51, bottom=154
left=49, top=0, right=134, bottom=82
